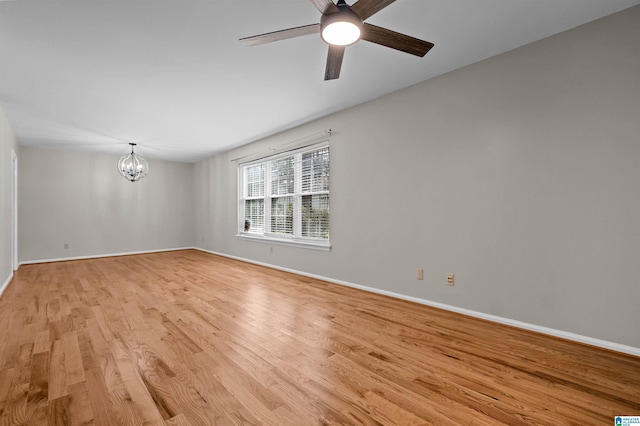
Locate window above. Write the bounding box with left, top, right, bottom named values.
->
left=238, top=143, right=329, bottom=249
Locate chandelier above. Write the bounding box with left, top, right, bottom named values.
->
left=118, top=143, right=149, bottom=182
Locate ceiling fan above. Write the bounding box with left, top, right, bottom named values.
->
left=240, top=0, right=434, bottom=80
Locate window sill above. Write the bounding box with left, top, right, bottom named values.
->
left=236, top=234, right=331, bottom=251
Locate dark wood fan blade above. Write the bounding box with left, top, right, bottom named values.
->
left=309, top=0, right=339, bottom=14
left=352, top=0, right=396, bottom=20
left=325, top=45, right=345, bottom=80
left=240, top=24, right=320, bottom=46
left=361, top=23, right=434, bottom=57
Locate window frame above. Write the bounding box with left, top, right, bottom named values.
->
left=237, top=141, right=330, bottom=251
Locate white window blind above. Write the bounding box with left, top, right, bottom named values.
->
left=238, top=142, right=330, bottom=249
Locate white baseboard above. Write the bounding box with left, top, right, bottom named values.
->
left=195, top=247, right=640, bottom=358
left=0, top=271, right=14, bottom=299
left=19, top=246, right=196, bottom=266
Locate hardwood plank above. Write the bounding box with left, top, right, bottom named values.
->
left=62, top=331, right=85, bottom=386
left=0, top=250, right=638, bottom=425
left=110, top=338, right=167, bottom=424
left=0, top=369, right=13, bottom=404
left=0, top=400, right=26, bottom=425
left=99, top=353, right=124, bottom=395
left=47, top=339, right=67, bottom=401
left=160, top=315, right=203, bottom=355
left=67, top=381, right=94, bottom=425
left=109, top=388, right=144, bottom=425
left=4, top=342, right=33, bottom=418
left=48, top=394, right=71, bottom=425
left=165, top=412, right=193, bottom=426
left=32, top=329, right=51, bottom=355
left=84, top=368, right=116, bottom=426
left=26, top=351, right=49, bottom=423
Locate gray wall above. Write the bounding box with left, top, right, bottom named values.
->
left=0, top=106, right=18, bottom=291
left=193, top=6, right=640, bottom=348
left=19, top=147, right=194, bottom=261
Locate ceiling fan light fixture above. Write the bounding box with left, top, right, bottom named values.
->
left=320, top=3, right=363, bottom=46
left=322, top=21, right=361, bottom=46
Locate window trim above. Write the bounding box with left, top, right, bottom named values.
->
left=236, top=141, right=330, bottom=250
left=236, top=232, right=331, bottom=251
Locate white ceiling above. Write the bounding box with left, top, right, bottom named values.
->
left=1, top=0, right=638, bottom=163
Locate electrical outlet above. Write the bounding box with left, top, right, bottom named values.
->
left=447, top=273, right=454, bottom=286
left=417, top=268, right=424, bottom=280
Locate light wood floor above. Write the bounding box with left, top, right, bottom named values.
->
left=0, top=250, right=638, bottom=425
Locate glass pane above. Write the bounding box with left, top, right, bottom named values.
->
left=302, top=147, right=329, bottom=193
left=271, top=196, right=293, bottom=235
left=246, top=164, right=265, bottom=197
left=271, top=156, right=294, bottom=195
left=244, top=199, right=264, bottom=233
left=302, top=194, right=329, bottom=239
